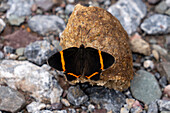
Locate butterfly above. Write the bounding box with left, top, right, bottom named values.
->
left=48, top=44, right=115, bottom=81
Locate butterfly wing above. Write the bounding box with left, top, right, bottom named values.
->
left=84, top=47, right=115, bottom=81
left=48, top=47, right=81, bottom=81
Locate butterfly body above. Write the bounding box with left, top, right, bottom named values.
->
left=48, top=44, right=115, bottom=82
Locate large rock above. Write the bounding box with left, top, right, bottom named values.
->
left=28, top=15, right=65, bottom=35
left=130, top=70, right=162, bottom=104
left=4, top=29, right=38, bottom=49
left=0, top=86, right=26, bottom=112
left=108, top=0, right=147, bottom=35
left=0, top=60, right=63, bottom=103
left=85, top=86, right=126, bottom=112
left=141, top=14, right=170, bottom=34
left=6, top=0, right=34, bottom=25
left=24, top=40, right=59, bottom=65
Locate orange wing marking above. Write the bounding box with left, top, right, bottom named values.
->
left=98, top=50, right=104, bottom=70
left=60, top=51, right=66, bottom=72
left=85, top=72, right=99, bottom=79
left=67, top=73, right=81, bottom=78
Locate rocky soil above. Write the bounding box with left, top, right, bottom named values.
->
left=0, top=0, right=170, bottom=113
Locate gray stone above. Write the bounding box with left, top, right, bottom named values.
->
left=159, top=76, right=168, bottom=88
left=3, top=46, right=15, bottom=54
left=152, top=44, right=168, bottom=56
left=28, top=15, right=65, bottom=35
left=51, top=103, right=63, bottom=110
left=159, top=62, right=170, bottom=83
left=0, top=86, right=26, bottom=112
left=141, top=14, right=170, bottom=35
left=26, top=102, right=46, bottom=113
left=166, top=0, right=170, bottom=7
left=67, top=108, right=76, bottom=113
left=0, top=51, right=4, bottom=60
left=35, top=0, right=55, bottom=11
left=165, top=35, right=170, bottom=52
left=165, top=8, right=170, bottom=16
left=8, top=15, right=25, bottom=26
left=155, top=1, right=168, bottom=14
left=147, top=101, right=158, bottom=113
left=0, top=2, right=10, bottom=12
left=130, top=70, right=162, bottom=104
left=0, top=60, right=63, bottom=103
left=18, top=56, right=27, bottom=60
left=16, top=47, right=25, bottom=56
left=52, top=40, right=62, bottom=51
left=65, top=4, right=75, bottom=15
left=0, top=19, right=5, bottom=33
left=157, top=100, right=170, bottom=111
left=67, top=85, right=88, bottom=106
left=50, top=79, right=63, bottom=104
left=6, top=0, right=34, bottom=18
left=24, top=40, right=58, bottom=65
left=108, top=0, right=147, bottom=35
left=130, top=106, right=143, bottom=113
left=85, top=86, right=126, bottom=112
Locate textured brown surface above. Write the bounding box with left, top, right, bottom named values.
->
left=60, top=4, right=133, bottom=91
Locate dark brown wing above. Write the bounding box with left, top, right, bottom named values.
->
left=84, top=47, right=115, bottom=81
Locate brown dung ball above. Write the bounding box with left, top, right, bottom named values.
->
left=60, top=4, right=133, bottom=91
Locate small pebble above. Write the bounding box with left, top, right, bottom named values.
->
left=41, top=64, right=51, bottom=71
left=152, top=44, right=168, bottom=56
left=61, top=98, right=70, bottom=107
left=120, top=107, right=129, bottom=113
left=26, top=102, right=46, bottom=113
left=3, top=46, right=15, bottom=54
left=0, top=51, right=4, bottom=59
left=126, top=98, right=135, bottom=109
left=88, top=104, right=95, bottom=112
left=143, top=60, right=154, bottom=69
left=67, top=85, right=88, bottom=106
left=152, top=50, right=159, bottom=61
left=164, top=85, right=170, bottom=97
left=155, top=1, right=168, bottom=14
left=16, top=48, right=25, bottom=56
left=147, top=101, right=158, bottom=113
left=159, top=76, right=168, bottom=88
left=0, top=18, right=6, bottom=33
left=68, top=108, right=76, bottom=113
left=157, top=100, right=170, bottom=111
left=51, top=103, right=63, bottom=110
left=9, top=54, right=18, bottom=60
left=165, top=8, right=170, bottom=15
left=18, top=56, right=27, bottom=60
left=154, top=72, right=161, bottom=80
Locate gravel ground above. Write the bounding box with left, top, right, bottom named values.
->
left=0, top=0, right=170, bottom=113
